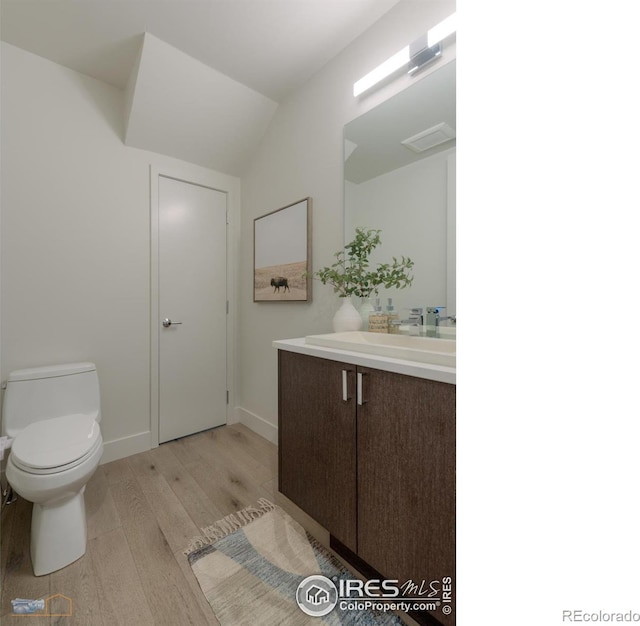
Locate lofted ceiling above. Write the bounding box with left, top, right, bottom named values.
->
left=0, top=0, right=401, bottom=102
left=1, top=0, right=403, bottom=174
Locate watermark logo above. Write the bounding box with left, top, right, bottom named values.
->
left=296, top=575, right=339, bottom=617
left=562, top=610, right=640, bottom=622
left=11, top=594, right=73, bottom=617
left=295, top=575, right=453, bottom=618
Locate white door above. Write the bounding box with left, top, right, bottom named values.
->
left=158, top=176, right=227, bottom=443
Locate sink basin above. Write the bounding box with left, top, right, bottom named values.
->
left=305, top=331, right=456, bottom=368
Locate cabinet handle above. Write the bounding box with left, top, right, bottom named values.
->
left=342, top=369, right=351, bottom=401
left=357, top=372, right=366, bottom=405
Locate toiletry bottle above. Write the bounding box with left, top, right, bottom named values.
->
left=368, top=299, right=388, bottom=333
left=386, top=298, right=399, bottom=333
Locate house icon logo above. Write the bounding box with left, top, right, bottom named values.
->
left=306, top=585, right=330, bottom=605
left=296, top=575, right=338, bottom=617
left=45, top=593, right=73, bottom=617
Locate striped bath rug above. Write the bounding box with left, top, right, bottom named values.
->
left=184, top=499, right=405, bottom=625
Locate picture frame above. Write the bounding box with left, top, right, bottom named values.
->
left=253, top=197, right=312, bottom=302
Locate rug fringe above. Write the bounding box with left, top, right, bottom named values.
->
left=184, top=498, right=276, bottom=556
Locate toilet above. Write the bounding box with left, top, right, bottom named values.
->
left=3, top=362, right=104, bottom=576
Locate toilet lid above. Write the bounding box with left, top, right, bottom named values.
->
left=11, top=414, right=101, bottom=471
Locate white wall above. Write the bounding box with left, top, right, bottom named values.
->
left=237, top=0, right=456, bottom=439
left=0, top=42, right=240, bottom=462
left=345, top=147, right=454, bottom=316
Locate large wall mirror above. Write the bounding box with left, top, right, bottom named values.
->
left=344, top=59, right=456, bottom=323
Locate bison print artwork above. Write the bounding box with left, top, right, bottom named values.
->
left=254, top=198, right=311, bottom=302
left=270, top=277, right=290, bottom=293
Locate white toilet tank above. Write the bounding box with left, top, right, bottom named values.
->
left=3, top=362, right=101, bottom=438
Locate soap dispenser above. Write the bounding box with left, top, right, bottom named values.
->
left=368, top=299, right=389, bottom=333
left=386, top=298, right=400, bottom=333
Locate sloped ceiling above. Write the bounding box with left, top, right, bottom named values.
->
left=124, top=34, right=278, bottom=175
left=1, top=0, right=402, bottom=174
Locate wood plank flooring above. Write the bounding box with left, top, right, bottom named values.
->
left=0, top=424, right=277, bottom=625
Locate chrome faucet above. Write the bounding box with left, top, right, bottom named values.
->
left=400, top=307, right=424, bottom=325
left=398, top=308, right=423, bottom=335
left=426, top=307, right=445, bottom=327
left=424, top=307, right=448, bottom=337
left=425, top=307, right=456, bottom=325
left=396, top=307, right=455, bottom=336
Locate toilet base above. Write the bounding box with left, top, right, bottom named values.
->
left=31, top=486, right=87, bottom=576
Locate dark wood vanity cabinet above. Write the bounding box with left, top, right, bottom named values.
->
left=278, top=350, right=456, bottom=626
left=357, top=365, right=456, bottom=626
left=278, top=350, right=358, bottom=551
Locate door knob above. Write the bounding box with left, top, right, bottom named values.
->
left=162, top=318, right=183, bottom=328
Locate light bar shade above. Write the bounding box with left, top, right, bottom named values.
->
left=427, top=13, right=457, bottom=47
left=352, top=12, right=456, bottom=98
left=353, top=46, right=410, bottom=97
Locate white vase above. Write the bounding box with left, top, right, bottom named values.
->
left=358, top=298, right=375, bottom=330
left=333, top=298, right=363, bottom=332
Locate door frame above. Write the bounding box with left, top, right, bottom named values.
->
left=150, top=164, right=240, bottom=448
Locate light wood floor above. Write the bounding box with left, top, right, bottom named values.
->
left=1, top=424, right=278, bottom=625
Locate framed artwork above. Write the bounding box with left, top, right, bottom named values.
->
left=254, top=198, right=311, bottom=302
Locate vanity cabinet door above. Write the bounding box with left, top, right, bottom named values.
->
left=357, top=367, right=456, bottom=625
left=278, top=350, right=357, bottom=551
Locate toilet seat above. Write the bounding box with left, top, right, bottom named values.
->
left=10, top=414, right=102, bottom=475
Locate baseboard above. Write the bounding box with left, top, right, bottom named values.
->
left=0, top=431, right=151, bottom=477
left=4, top=415, right=271, bottom=469
left=226, top=406, right=241, bottom=425
left=100, top=431, right=151, bottom=464
left=234, top=407, right=277, bottom=445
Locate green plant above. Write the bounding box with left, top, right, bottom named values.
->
left=310, top=227, right=414, bottom=298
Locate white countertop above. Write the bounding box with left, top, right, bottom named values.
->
left=273, top=337, right=456, bottom=385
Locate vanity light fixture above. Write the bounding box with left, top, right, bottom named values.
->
left=353, top=46, right=410, bottom=98
left=353, top=12, right=456, bottom=97
left=407, top=36, right=442, bottom=76
left=427, top=12, right=457, bottom=47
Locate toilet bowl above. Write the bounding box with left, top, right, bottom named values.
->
left=2, top=363, right=103, bottom=576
